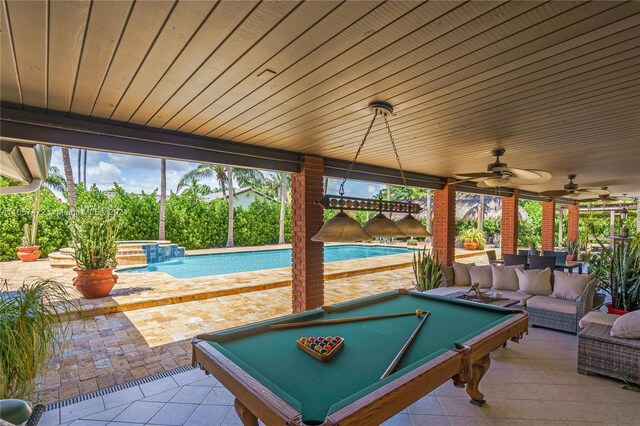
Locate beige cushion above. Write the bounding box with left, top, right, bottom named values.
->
left=469, top=265, right=492, bottom=289
left=610, top=310, right=640, bottom=338
left=551, top=271, right=591, bottom=301
left=491, top=265, right=524, bottom=291
left=516, top=268, right=552, bottom=296
left=452, top=262, right=474, bottom=286
left=579, top=311, right=618, bottom=329
left=527, top=295, right=577, bottom=315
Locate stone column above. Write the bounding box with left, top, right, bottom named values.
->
left=541, top=200, right=556, bottom=251
left=432, top=183, right=456, bottom=266
left=291, top=156, right=325, bottom=313
left=500, top=191, right=519, bottom=255
left=567, top=204, right=579, bottom=242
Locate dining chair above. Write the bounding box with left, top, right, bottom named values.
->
left=543, top=251, right=567, bottom=264
left=529, top=255, right=557, bottom=270
left=486, top=250, right=503, bottom=265
left=503, top=254, right=528, bottom=267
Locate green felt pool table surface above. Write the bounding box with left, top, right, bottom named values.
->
left=195, top=290, right=521, bottom=424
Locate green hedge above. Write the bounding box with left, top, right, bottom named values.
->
left=0, top=184, right=292, bottom=260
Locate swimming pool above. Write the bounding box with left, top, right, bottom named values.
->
left=119, top=245, right=417, bottom=279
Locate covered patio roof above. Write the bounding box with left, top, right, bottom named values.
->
left=1, top=1, right=638, bottom=197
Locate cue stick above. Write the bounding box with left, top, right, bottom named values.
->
left=380, top=310, right=430, bottom=380
left=270, top=310, right=424, bottom=330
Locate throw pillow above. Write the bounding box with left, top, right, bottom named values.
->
left=491, top=265, right=524, bottom=291
left=452, top=262, right=474, bottom=286
left=610, top=310, right=640, bottom=339
left=516, top=268, right=552, bottom=296
left=469, top=265, right=492, bottom=289
left=551, top=271, right=591, bottom=301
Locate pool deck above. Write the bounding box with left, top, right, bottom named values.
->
left=1, top=243, right=488, bottom=318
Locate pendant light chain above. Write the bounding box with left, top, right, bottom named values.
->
left=338, top=113, right=377, bottom=196
left=383, top=114, right=410, bottom=203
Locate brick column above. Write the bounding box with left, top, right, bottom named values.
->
left=500, top=191, right=519, bottom=255
left=541, top=200, right=556, bottom=251
left=432, top=183, right=456, bottom=266
left=567, top=204, right=579, bottom=242
left=291, top=156, right=325, bottom=313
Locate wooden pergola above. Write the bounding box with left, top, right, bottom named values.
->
left=1, top=1, right=639, bottom=312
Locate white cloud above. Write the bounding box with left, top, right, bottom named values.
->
left=87, top=162, right=124, bottom=188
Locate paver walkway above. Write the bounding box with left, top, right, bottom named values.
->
left=38, top=327, right=640, bottom=426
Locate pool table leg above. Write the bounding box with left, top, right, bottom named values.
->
left=466, top=353, right=491, bottom=406
left=234, top=398, right=258, bottom=426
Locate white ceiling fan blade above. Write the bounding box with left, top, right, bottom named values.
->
left=506, top=169, right=553, bottom=185
left=579, top=188, right=611, bottom=196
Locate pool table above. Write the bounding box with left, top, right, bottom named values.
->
left=192, top=289, right=528, bottom=426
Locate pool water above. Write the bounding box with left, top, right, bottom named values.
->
left=120, top=245, right=417, bottom=279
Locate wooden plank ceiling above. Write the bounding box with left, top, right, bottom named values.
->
left=1, top=0, right=639, bottom=195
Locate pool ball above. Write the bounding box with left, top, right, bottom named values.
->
left=310, top=343, right=316, bottom=349
left=320, top=349, right=327, bottom=354
left=299, top=337, right=307, bottom=343
left=315, top=346, right=322, bottom=353
left=324, top=345, right=332, bottom=351
left=308, top=337, right=315, bottom=342
left=304, top=341, right=311, bottom=347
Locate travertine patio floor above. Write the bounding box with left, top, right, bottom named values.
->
left=38, top=326, right=640, bottom=426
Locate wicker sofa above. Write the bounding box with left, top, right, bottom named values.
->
left=578, top=313, right=640, bottom=384
left=442, top=266, right=599, bottom=333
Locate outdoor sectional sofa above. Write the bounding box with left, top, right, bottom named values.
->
left=578, top=312, right=640, bottom=384
left=441, top=265, right=600, bottom=334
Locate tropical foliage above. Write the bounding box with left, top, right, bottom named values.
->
left=411, top=248, right=443, bottom=291
left=587, top=238, right=640, bottom=312
left=457, top=228, right=487, bottom=249
left=0, top=279, right=76, bottom=399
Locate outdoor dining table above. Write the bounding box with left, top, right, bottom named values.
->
left=554, top=260, right=584, bottom=274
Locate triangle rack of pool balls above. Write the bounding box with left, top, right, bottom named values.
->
left=297, top=336, right=344, bottom=362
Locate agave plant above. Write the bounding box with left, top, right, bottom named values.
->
left=412, top=248, right=443, bottom=292
left=566, top=239, right=579, bottom=256
left=69, top=209, right=121, bottom=270
left=0, top=279, right=76, bottom=399
left=587, top=238, right=640, bottom=311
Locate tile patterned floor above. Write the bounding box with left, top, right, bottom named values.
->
left=38, top=327, right=640, bottom=426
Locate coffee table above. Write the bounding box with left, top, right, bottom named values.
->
left=444, top=290, right=521, bottom=308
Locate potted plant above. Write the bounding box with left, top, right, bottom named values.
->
left=456, top=228, right=487, bottom=251
left=587, top=238, right=640, bottom=315
left=406, top=238, right=418, bottom=246
left=16, top=190, right=41, bottom=262
left=0, top=278, right=76, bottom=422
left=411, top=248, right=443, bottom=291
left=566, top=239, right=579, bottom=261
left=69, top=209, right=121, bottom=298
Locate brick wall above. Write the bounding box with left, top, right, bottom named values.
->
left=291, top=156, right=325, bottom=313
left=541, top=200, right=556, bottom=251
left=500, top=192, right=519, bottom=255
left=567, top=204, right=579, bottom=242
left=432, top=183, right=456, bottom=266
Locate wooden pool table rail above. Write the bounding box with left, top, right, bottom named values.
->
left=192, top=307, right=528, bottom=426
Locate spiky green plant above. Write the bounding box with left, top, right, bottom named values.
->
left=566, top=239, right=579, bottom=256
left=456, top=228, right=487, bottom=250
left=21, top=224, right=33, bottom=247
left=412, top=248, right=443, bottom=292
left=0, top=279, right=76, bottom=399
left=69, top=209, right=121, bottom=270
left=587, top=238, right=640, bottom=311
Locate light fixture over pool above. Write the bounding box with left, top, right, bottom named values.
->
left=312, top=102, right=429, bottom=242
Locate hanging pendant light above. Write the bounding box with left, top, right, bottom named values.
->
left=312, top=101, right=429, bottom=242
left=363, top=211, right=405, bottom=238
left=396, top=212, right=432, bottom=238
left=312, top=211, right=372, bottom=242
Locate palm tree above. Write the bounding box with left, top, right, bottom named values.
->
left=178, top=164, right=228, bottom=196
left=226, top=166, right=234, bottom=247
left=159, top=159, right=166, bottom=240
left=232, top=167, right=265, bottom=188
left=44, top=166, right=66, bottom=193
left=61, top=148, right=76, bottom=209
left=278, top=172, right=288, bottom=244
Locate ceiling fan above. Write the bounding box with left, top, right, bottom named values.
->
left=454, top=148, right=552, bottom=188
left=576, top=192, right=635, bottom=203
left=538, top=175, right=611, bottom=198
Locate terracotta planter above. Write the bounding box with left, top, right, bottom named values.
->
left=606, top=303, right=630, bottom=316
left=17, top=246, right=41, bottom=262
left=463, top=241, right=478, bottom=250
left=73, top=268, right=117, bottom=298
left=566, top=254, right=577, bottom=261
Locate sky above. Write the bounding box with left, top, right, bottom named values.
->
left=50, top=147, right=385, bottom=198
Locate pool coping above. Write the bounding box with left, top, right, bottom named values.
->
left=63, top=246, right=487, bottom=319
